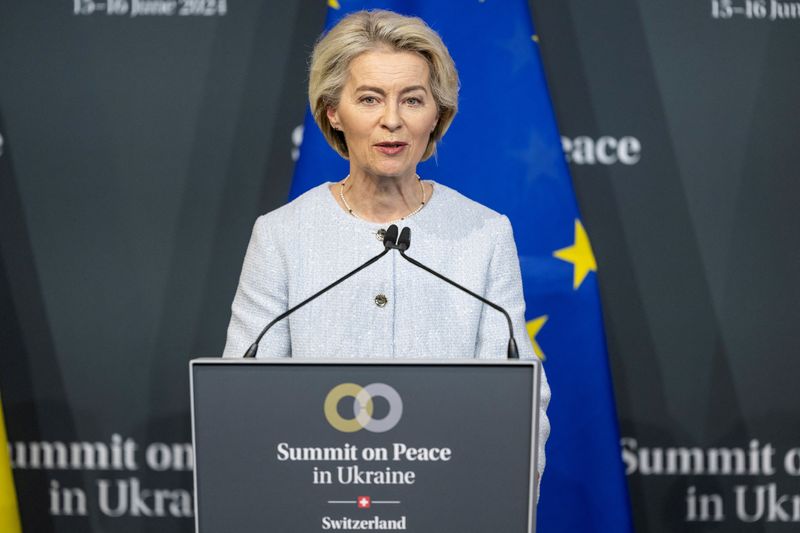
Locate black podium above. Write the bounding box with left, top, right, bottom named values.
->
left=191, top=358, right=542, bottom=532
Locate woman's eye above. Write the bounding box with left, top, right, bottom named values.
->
left=360, top=96, right=378, bottom=104
left=406, top=97, right=422, bottom=106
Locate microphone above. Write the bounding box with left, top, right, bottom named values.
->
left=396, top=227, right=520, bottom=359
left=397, top=227, right=411, bottom=251
left=243, top=224, right=400, bottom=358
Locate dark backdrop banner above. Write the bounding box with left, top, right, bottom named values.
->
left=0, top=1, right=325, bottom=530
left=532, top=1, right=800, bottom=531
left=0, top=1, right=798, bottom=531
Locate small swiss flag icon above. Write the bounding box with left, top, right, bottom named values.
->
left=357, top=496, right=371, bottom=509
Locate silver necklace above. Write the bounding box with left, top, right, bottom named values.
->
left=339, top=175, right=427, bottom=224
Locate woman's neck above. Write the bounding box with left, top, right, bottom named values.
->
left=335, top=171, right=428, bottom=223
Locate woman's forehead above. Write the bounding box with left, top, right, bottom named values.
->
left=345, top=49, right=431, bottom=90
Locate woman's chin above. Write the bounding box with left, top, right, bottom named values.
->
left=360, top=165, right=417, bottom=181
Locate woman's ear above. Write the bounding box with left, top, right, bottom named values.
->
left=327, top=106, right=340, bottom=130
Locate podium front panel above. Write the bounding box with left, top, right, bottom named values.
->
left=191, top=359, right=539, bottom=532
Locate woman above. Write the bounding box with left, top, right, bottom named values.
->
left=222, top=9, right=549, bottom=481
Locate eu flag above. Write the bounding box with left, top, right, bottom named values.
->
left=290, top=1, right=633, bottom=530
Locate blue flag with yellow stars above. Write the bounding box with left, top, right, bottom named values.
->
left=289, top=1, right=634, bottom=531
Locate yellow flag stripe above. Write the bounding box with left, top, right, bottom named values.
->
left=0, top=395, right=22, bottom=533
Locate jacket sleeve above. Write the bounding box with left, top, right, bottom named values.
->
left=222, top=215, right=291, bottom=358
left=474, top=215, right=551, bottom=490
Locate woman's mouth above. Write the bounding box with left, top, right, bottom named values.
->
left=374, top=142, right=408, bottom=155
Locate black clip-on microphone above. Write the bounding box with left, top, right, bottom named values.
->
left=244, top=225, right=400, bottom=358
left=394, top=227, right=520, bottom=359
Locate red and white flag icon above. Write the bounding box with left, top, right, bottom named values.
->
left=357, top=496, right=371, bottom=509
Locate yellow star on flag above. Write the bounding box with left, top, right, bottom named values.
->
left=553, top=219, right=597, bottom=290
left=526, top=316, right=548, bottom=360
left=327, top=0, right=340, bottom=9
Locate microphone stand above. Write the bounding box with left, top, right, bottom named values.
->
left=395, top=228, right=519, bottom=359
left=244, top=225, right=399, bottom=358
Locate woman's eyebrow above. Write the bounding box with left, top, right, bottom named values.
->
left=400, top=85, right=428, bottom=95
left=354, top=85, right=428, bottom=95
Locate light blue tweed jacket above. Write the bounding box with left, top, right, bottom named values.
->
left=223, top=182, right=550, bottom=479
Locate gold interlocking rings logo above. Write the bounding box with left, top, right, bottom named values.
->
left=324, top=383, right=403, bottom=433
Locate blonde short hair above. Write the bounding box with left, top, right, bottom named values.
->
left=308, top=10, right=459, bottom=160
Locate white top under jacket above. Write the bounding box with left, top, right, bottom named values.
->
left=223, top=181, right=551, bottom=480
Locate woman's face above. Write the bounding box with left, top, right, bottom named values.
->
left=327, top=49, right=439, bottom=182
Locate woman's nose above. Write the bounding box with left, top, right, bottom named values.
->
left=381, top=103, right=402, bottom=131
